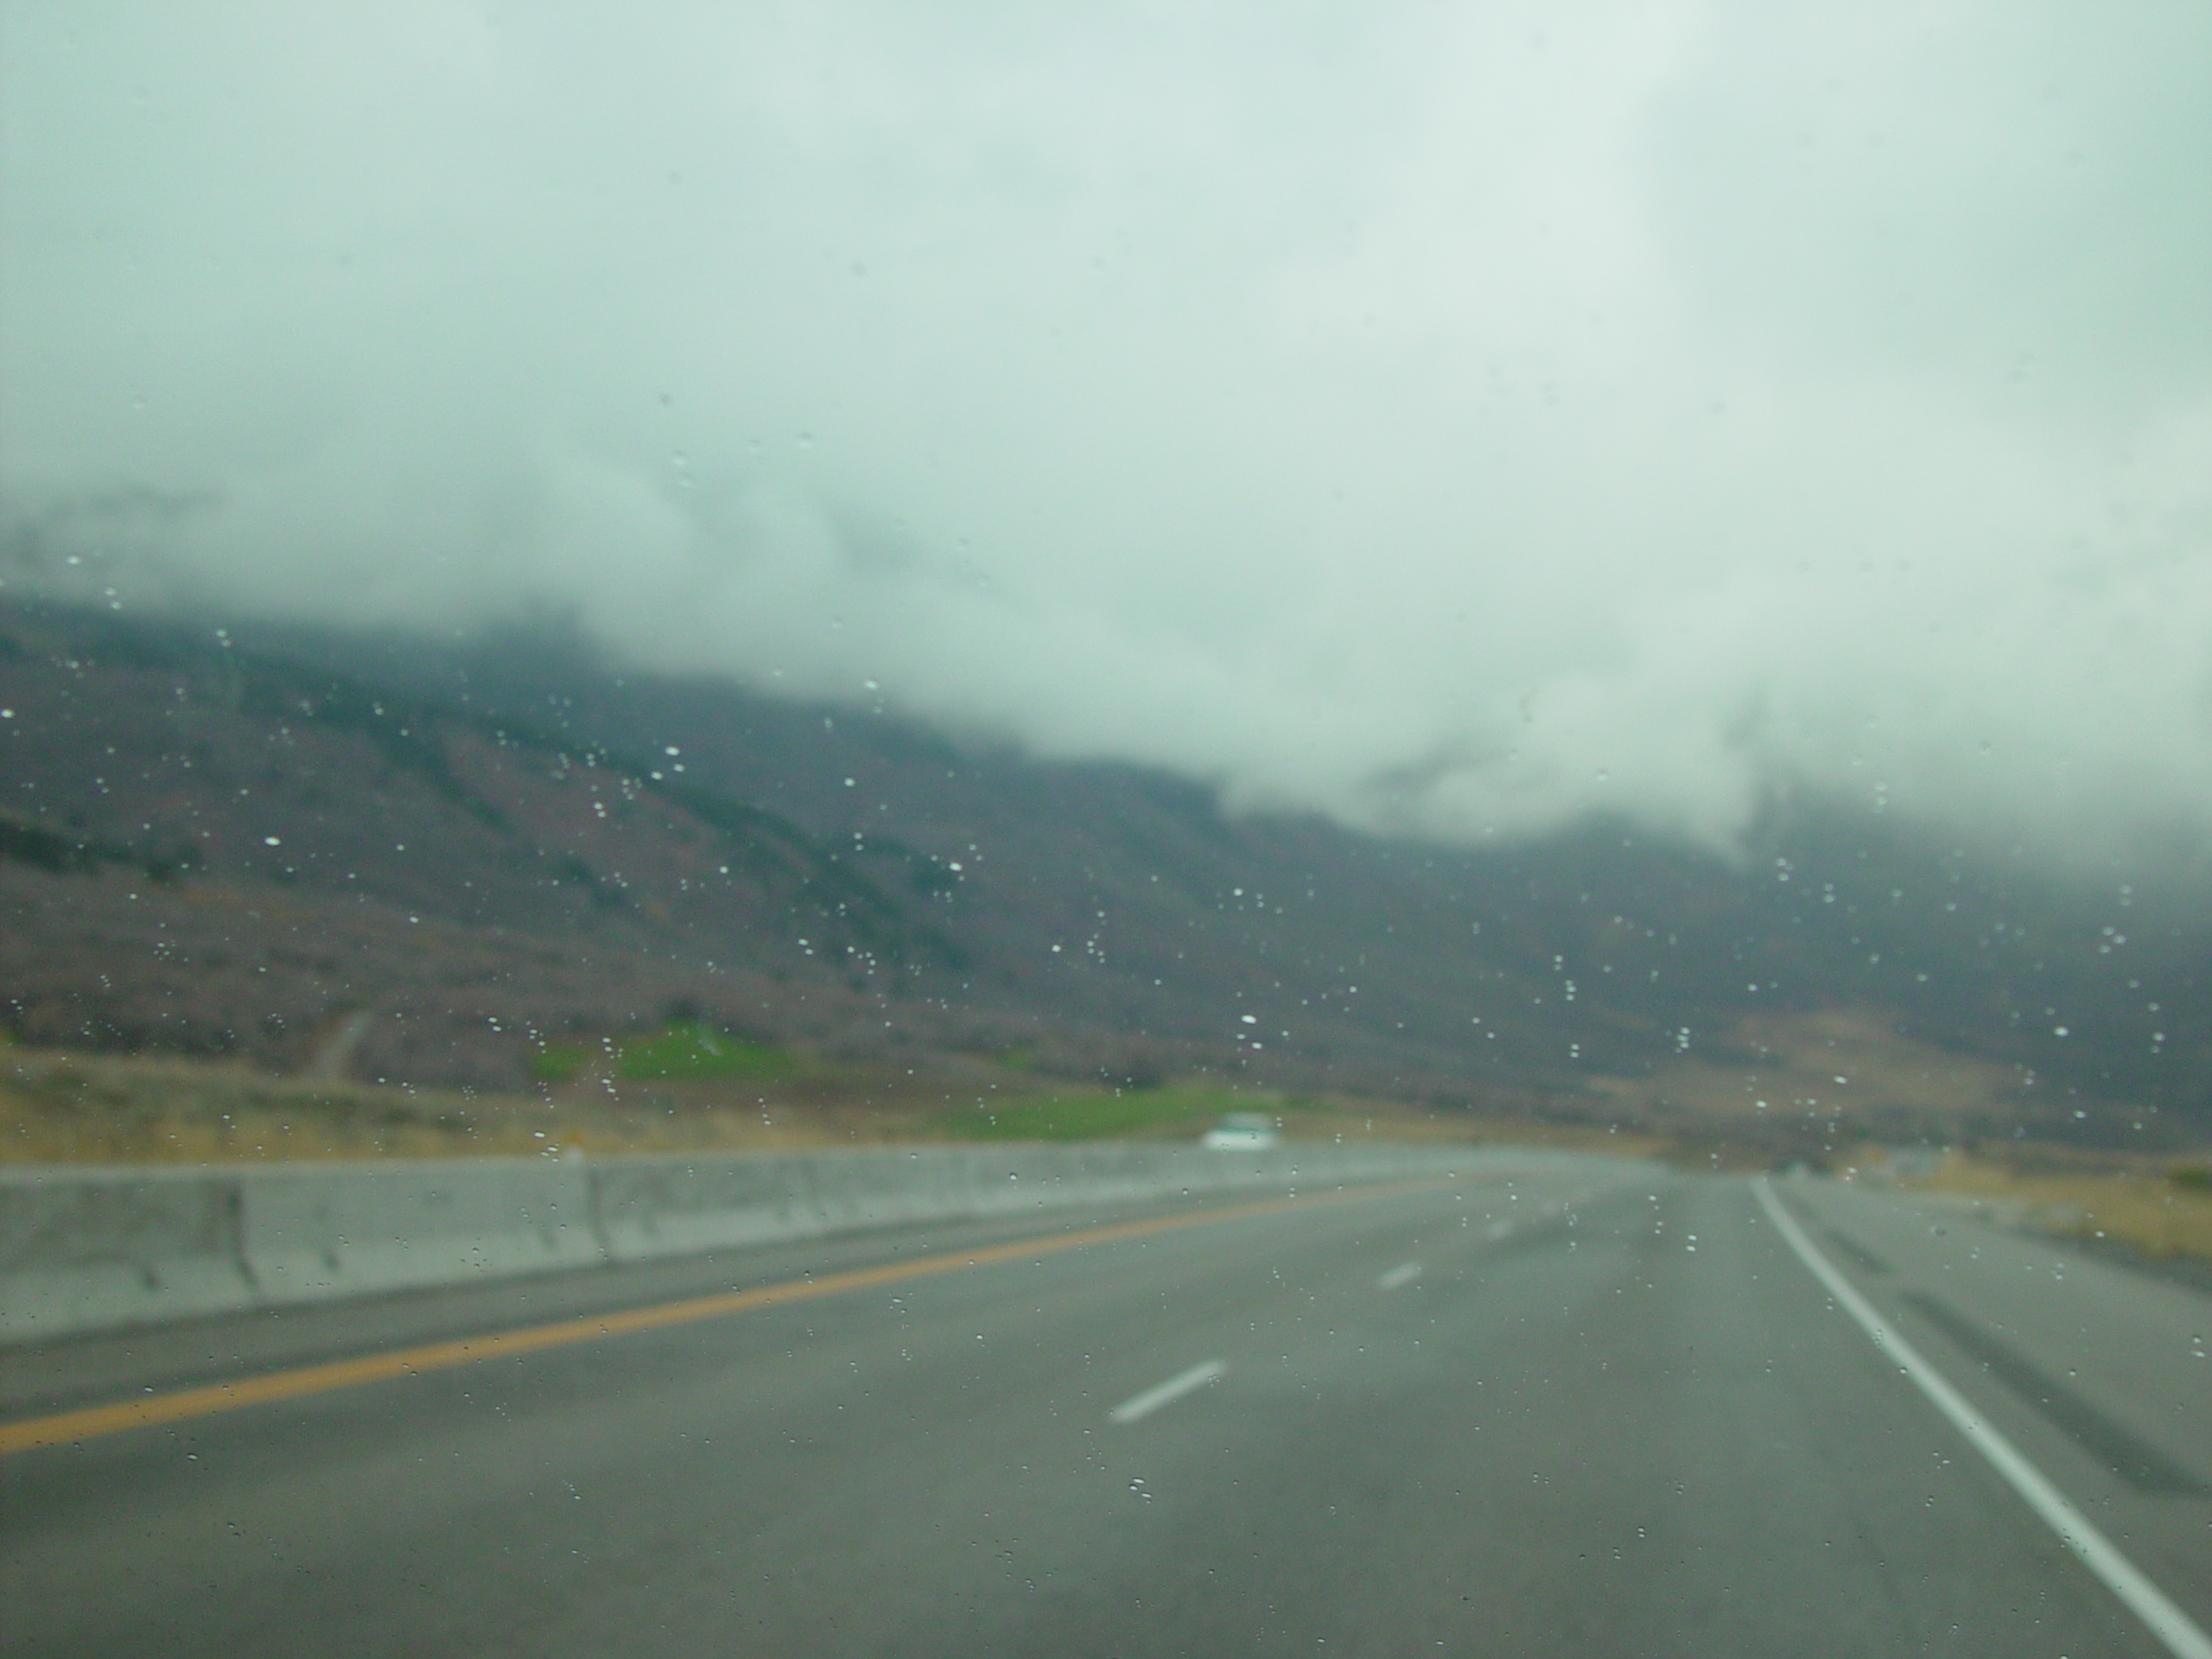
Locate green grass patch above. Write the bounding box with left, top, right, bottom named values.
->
left=526, top=1043, right=596, bottom=1084
left=951, top=1085, right=1286, bottom=1142
left=618, top=1025, right=796, bottom=1081
left=531, top=1024, right=797, bottom=1084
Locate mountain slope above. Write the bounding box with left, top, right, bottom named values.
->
left=3, top=598, right=2205, bottom=1144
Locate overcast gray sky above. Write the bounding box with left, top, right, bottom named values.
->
left=4, top=2, right=2209, bottom=872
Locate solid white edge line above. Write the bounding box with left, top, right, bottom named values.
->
left=1108, top=1360, right=1228, bottom=1425
left=1376, top=1261, right=1422, bottom=1291
left=1752, top=1177, right=2212, bottom=1659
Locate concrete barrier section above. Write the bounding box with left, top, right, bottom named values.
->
left=1, top=1142, right=1486, bottom=1345
left=241, top=1160, right=604, bottom=1306
left=0, top=1166, right=256, bottom=1342
left=591, top=1152, right=841, bottom=1262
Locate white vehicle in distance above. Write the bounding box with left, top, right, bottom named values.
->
left=1200, top=1112, right=1281, bottom=1150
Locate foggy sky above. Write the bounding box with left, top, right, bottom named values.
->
left=4, top=2, right=2209, bottom=875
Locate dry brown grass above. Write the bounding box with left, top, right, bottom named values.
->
left=1910, top=1150, right=2212, bottom=1266
left=0, top=1047, right=817, bottom=1163
left=1588, top=1007, right=2036, bottom=1136
left=0, top=1043, right=1639, bottom=1165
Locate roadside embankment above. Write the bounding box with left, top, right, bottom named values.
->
left=0, top=1042, right=1564, bottom=1163
left=1907, top=1148, right=2212, bottom=1268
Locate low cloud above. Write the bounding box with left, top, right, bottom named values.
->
left=5, top=1, right=2209, bottom=873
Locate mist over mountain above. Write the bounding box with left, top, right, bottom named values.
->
left=6, top=2, right=2209, bottom=1146
left=6, top=2, right=2210, bottom=887
left=3, top=599, right=2204, bottom=1149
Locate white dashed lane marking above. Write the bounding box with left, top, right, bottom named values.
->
left=1109, top=1361, right=1228, bottom=1425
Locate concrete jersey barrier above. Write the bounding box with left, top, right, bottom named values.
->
left=241, top=1160, right=604, bottom=1304
left=0, top=1141, right=1518, bottom=1345
left=0, top=1166, right=257, bottom=1339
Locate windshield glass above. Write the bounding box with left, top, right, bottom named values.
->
left=3, top=5, right=2209, bottom=1656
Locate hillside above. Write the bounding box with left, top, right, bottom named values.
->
left=2, top=597, right=2206, bottom=1153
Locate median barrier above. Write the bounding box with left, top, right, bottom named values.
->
left=1, top=1142, right=1484, bottom=1344
left=0, top=1166, right=256, bottom=1342
left=239, top=1159, right=604, bottom=1306
left=590, top=1151, right=826, bottom=1262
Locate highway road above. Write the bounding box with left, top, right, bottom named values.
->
left=3, top=1159, right=2209, bottom=1656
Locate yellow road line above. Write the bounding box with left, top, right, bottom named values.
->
left=0, top=1178, right=1440, bottom=1457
